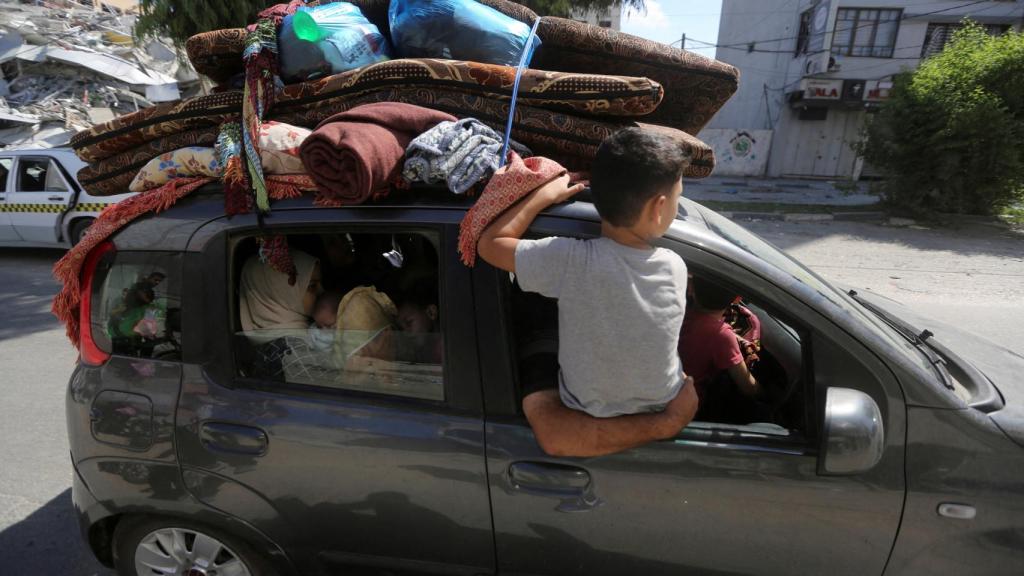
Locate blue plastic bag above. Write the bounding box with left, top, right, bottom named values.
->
left=389, top=0, right=540, bottom=67
left=279, top=3, right=392, bottom=82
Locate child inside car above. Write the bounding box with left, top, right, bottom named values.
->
left=308, top=291, right=344, bottom=351
left=478, top=127, right=692, bottom=418
left=679, top=276, right=761, bottom=410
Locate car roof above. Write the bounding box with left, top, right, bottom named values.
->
left=109, top=182, right=727, bottom=256
left=0, top=147, right=77, bottom=156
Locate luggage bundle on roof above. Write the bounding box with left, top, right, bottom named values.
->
left=68, top=0, right=738, bottom=200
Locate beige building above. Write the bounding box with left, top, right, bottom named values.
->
left=706, top=1, right=1024, bottom=179
left=93, top=0, right=138, bottom=13
left=571, top=4, right=621, bottom=30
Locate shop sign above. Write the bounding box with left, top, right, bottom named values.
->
left=865, top=80, right=893, bottom=102
left=803, top=78, right=843, bottom=100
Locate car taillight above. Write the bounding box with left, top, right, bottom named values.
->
left=79, top=240, right=114, bottom=366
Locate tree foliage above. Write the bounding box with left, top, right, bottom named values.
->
left=136, top=0, right=646, bottom=46
left=859, top=22, right=1024, bottom=215
left=135, top=0, right=278, bottom=46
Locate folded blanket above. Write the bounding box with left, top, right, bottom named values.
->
left=458, top=152, right=567, bottom=267
left=402, top=118, right=531, bottom=195
left=300, top=102, right=456, bottom=204
left=129, top=147, right=222, bottom=192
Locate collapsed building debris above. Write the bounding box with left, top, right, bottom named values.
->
left=0, top=0, right=199, bottom=149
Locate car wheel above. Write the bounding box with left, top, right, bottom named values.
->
left=113, top=516, right=277, bottom=576
left=70, top=218, right=94, bottom=246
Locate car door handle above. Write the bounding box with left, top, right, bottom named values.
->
left=509, top=461, right=602, bottom=512
left=48, top=196, right=65, bottom=202
left=199, top=422, right=268, bottom=456
left=510, top=461, right=590, bottom=493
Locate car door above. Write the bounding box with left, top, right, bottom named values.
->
left=477, top=216, right=906, bottom=576
left=9, top=155, right=72, bottom=244
left=176, top=208, right=495, bottom=575
left=0, top=157, right=19, bottom=241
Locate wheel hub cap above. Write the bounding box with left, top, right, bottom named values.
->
left=133, top=527, right=251, bottom=576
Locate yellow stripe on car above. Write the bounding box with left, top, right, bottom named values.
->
left=74, top=203, right=112, bottom=212
left=0, top=203, right=111, bottom=212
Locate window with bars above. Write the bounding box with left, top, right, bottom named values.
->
left=920, top=23, right=1011, bottom=59
left=831, top=8, right=902, bottom=58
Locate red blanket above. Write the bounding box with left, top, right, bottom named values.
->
left=300, top=102, right=456, bottom=205
left=458, top=152, right=568, bottom=267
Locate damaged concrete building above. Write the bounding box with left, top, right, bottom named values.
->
left=0, top=0, right=199, bottom=149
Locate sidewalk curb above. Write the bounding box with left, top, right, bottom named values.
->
left=718, top=210, right=888, bottom=222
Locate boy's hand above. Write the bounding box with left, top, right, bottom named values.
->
left=535, top=173, right=585, bottom=205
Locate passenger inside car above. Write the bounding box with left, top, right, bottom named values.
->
left=309, top=290, right=344, bottom=350
left=235, top=232, right=447, bottom=402
left=108, top=281, right=156, bottom=340
left=395, top=275, right=442, bottom=364
left=239, top=249, right=331, bottom=383
left=680, top=276, right=762, bottom=406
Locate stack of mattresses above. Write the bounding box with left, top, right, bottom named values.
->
left=72, top=0, right=739, bottom=197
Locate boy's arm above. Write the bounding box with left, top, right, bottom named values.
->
left=477, top=173, right=584, bottom=273
left=522, top=378, right=698, bottom=458
left=727, top=361, right=760, bottom=398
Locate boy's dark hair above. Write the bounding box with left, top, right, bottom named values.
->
left=590, top=128, right=690, bottom=227
left=692, top=276, right=737, bottom=311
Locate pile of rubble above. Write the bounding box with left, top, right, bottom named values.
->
left=0, top=0, right=200, bottom=149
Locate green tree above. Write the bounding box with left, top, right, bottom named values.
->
left=135, top=0, right=277, bottom=46
left=859, top=22, right=1024, bottom=215
left=136, top=0, right=646, bottom=47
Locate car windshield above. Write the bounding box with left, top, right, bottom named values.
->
left=693, top=203, right=936, bottom=375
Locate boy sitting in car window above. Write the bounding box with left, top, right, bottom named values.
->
left=478, top=128, right=699, bottom=456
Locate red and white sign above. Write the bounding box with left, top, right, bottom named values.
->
left=865, top=80, right=893, bottom=102
left=802, top=79, right=843, bottom=101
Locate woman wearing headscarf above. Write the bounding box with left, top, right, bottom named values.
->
left=238, top=250, right=329, bottom=383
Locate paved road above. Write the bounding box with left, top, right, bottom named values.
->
left=0, top=219, right=1020, bottom=575
left=0, top=249, right=112, bottom=575
left=744, top=219, right=1024, bottom=347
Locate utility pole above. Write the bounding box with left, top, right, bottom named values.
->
left=680, top=33, right=686, bottom=49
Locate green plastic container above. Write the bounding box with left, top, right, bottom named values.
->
left=291, top=10, right=322, bottom=42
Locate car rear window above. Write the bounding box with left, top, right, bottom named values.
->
left=89, top=251, right=183, bottom=360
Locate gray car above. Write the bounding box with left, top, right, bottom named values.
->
left=67, top=186, right=1024, bottom=576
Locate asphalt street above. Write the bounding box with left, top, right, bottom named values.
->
left=0, top=219, right=1021, bottom=575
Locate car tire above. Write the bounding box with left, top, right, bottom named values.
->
left=112, top=515, right=278, bottom=576
left=70, top=218, right=94, bottom=246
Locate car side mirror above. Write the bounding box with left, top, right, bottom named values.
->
left=821, top=387, right=884, bottom=475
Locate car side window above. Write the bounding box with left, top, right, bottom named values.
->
left=504, top=236, right=813, bottom=440
left=233, top=232, right=446, bottom=402
left=89, top=252, right=182, bottom=361
left=0, top=158, right=11, bottom=192
left=17, top=158, right=67, bottom=192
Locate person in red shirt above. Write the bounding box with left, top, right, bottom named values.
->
left=679, top=277, right=761, bottom=408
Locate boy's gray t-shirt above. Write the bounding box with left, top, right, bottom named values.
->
left=515, top=236, right=687, bottom=417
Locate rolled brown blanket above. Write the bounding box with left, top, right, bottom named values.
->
left=299, top=102, right=456, bottom=204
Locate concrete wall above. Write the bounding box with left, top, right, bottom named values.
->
left=698, top=128, right=773, bottom=176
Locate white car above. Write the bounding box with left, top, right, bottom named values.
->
left=0, top=147, right=134, bottom=247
